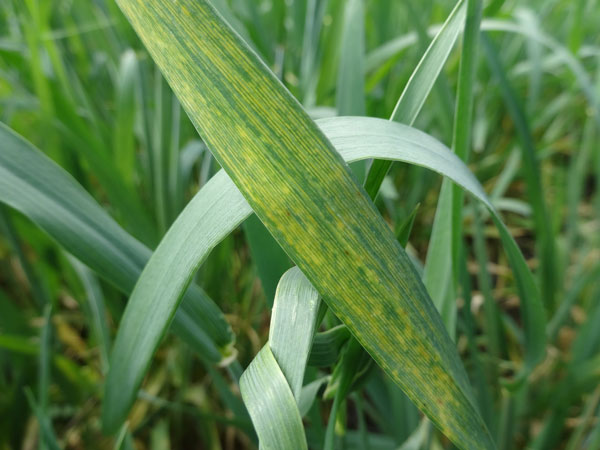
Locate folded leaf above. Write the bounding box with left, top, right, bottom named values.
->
left=240, top=268, right=321, bottom=449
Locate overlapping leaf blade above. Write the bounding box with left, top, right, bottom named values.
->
left=364, top=0, right=466, bottom=198
left=0, top=122, right=234, bottom=365
left=240, top=268, right=321, bottom=449
left=110, top=2, right=491, bottom=447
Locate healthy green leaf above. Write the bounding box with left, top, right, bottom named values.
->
left=267, top=268, right=321, bottom=400
left=240, top=268, right=320, bottom=449
left=67, top=254, right=112, bottom=373
left=0, top=122, right=234, bottom=365
left=102, top=169, right=250, bottom=432
left=482, top=34, right=556, bottom=312
left=364, top=0, right=466, bottom=198
left=365, top=16, right=600, bottom=128
left=241, top=346, right=307, bottom=450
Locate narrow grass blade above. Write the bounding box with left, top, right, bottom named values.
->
left=482, top=34, right=556, bottom=311
left=38, top=304, right=52, bottom=418
left=423, top=181, right=455, bottom=332
left=450, top=0, right=483, bottom=264
left=405, top=1, right=455, bottom=139
left=0, top=123, right=234, bottom=364
left=241, top=268, right=320, bottom=448
left=24, top=388, right=60, bottom=450
left=336, top=0, right=365, bottom=116
left=424, top=0, right=483, bottom=335
left=395, top=203, right=420, bottom=248
left=151, top=72, right=173, bottom=233
left=324, top=338, right=368, bottom=450
left=473, top=208, right=504, bottom=362
left=268, top=268, right=321, bottom=400
left=66, top=254, right=112, bottom=374
left=389, top=0, right=465, bottom=125
left=364, top=0, right=466, bottom=199
left=241, top=346, right=307, bottom=450
left=336, top=0, right=366, bottom=181
left=113, top=49, right=137, bottom=188
left=300, top=0, right=329, bottom=107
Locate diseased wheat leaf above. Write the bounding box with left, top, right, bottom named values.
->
left=104, top=11, right=532, bottom=432
left=111, top=3, right=492, bottom=448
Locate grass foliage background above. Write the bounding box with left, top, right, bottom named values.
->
left=0, top=0, right=599, bottom=449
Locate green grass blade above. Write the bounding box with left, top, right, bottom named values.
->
left=240, top=268, right=320, bottom=448
left=268, top=268, right=321, bottom=400
left=241, top=346, right=307, bottom=450
left=113, top=49, right=137, bottom=188
left=481, top=34, right=556, bottom=311
left=389, top=0, right=465, bottom=125
left=336, top=0, right=365, bottom=117
left=337, top=0, right=367, bottom=182
left=395, top=202, right=420, bottom=248
left=24, top=388, right=61, bottom=450
left=151, top=71, right=173, bottom=233
left=423, top=0, right=483, bottom=335
left=102, top=170, right=251, bottom=432
left=300, top=0, right=329, bottom=107
left=0, top=122, right=234, bottom=364
left=423, top=180, right=455, bottom=331
left=473, top=208, right=504, bottom=362
left=66, top=254, right=112, bottom=374
left=38, top=304, right=52, bottom=422
left=450, top=0, right=483, bottom=261
left=364, top=0, right=466, bottom=199
left=405, top=1, right=455, bottom=139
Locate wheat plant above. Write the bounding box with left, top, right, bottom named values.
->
left=0, top=0, right=599, bottom=449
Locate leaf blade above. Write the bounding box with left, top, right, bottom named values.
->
left=0, top=122, right=233, bottom=365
